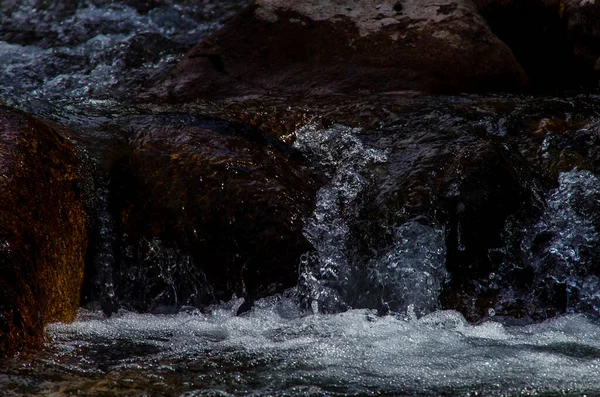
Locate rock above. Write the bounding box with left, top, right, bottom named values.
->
left=563, top=0, right=600, bottom=73
left=106, top=114, right=317, bottom=312
left=140, top=0, right=528, bottom=102
left=474, top=0, right=600, bottom=89
left=0, top=105, right=91, bottom=355
left=344, top=125, right=541, bottom=321
left=435, top=140, right=542, bottom=321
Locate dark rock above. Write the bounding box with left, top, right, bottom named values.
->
left=106, top=114, right=317, bottom=312
left=140, top=0, right=527, bottom=102
left=0, top=106, right=91, bottom=355
left=346, top=124, right=541, bottom=321
left=474, top=0, right=600, bottom=90
left=109, top=33, right=186, bottom=69
left=563, top=0, right=600, bottom=74
left=435, top=140, right=542, bottom=321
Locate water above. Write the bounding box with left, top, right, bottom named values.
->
left=2, top=305, right=600, bottom=396
left=0, top=0, right=250, bottom=106
left=3, top=0, right=600, bottom=396
left=294, top=124, right=447, bottom=317
left=524, top=170, right=600, bottom=314
left=2, top=124, right=598, bottom=396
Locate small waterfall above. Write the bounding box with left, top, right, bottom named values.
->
left=368, top=220, right=447, bottom=317
left=86, top=182, right=118, bottom=314
left=293, top=123, right=447, bottom=316
left=294, top=123, right=387, bottom=313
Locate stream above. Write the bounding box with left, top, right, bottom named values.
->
left=1, top=1, right=600, bottom=396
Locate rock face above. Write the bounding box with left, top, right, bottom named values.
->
left=105, top=115, right=317, bottom=312
left=287, top=94, right=600, bottom=322
left=474, top=0, right=600, bottom=89
left=0, top=106, right=91, bottom=355
left=141, top=0, right=528, bottom=102
left=341, top=116, right=542, bottom=321
left=563, top=0, right=600, bottom=71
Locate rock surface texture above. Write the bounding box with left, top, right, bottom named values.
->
left=141, top=0, right=528, bottom=101
left=0, top=106, right=90, bottom=355
left=106, top=115, right=317, bottom=312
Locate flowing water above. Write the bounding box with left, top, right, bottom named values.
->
left=2, top=1, right=600, bottom=396
left=4, top=306, right=600, bottom=396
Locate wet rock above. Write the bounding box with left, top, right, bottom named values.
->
left=346, top=125, right=542, bottom=321
left=109, top=33, right=185, bottom=69
left=563, top=0, right=600, bottom=77
left=435, top=141, right=543, bottom=321
left=0, top=106, right=91, bottom=355
left=106, top=114, right=317, bottom=312
left=141, top=0, right=527, bottom=102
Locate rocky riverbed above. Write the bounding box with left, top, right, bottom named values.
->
left=2, top=0, right=600, bottom=396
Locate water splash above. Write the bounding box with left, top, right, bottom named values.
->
left=525, top=169, right=600, bottom=314
left=293, top=124, right=447, bottom=317
left=2, top=306, right=600, bottom=396
left=369, top=220, right=447, bottom=317
left=293, top=124, right=387, bottom=313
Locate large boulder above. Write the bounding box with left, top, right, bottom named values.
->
left=0, top=106, right=91, bottom=355
left=105, top=114, right=317, bottom=312
left=141, top=0, right=528, bottom=102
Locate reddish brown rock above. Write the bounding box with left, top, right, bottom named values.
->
left=140, top=0, right=528, bottom=102
left=0, top=106, right=91, bottom=355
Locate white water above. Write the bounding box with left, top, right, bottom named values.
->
left=26, top=303, right=600, bottom=396
left=524, top=170, right=600, bottom=314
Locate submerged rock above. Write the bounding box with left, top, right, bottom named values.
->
left=141, top=0, right=527, bottom=101
left=0, top=106, right=91, bottom=355
left=105, top=114, right=317, bottom=312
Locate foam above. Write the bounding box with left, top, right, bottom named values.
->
left=29, top=305, right=600, bottom=396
